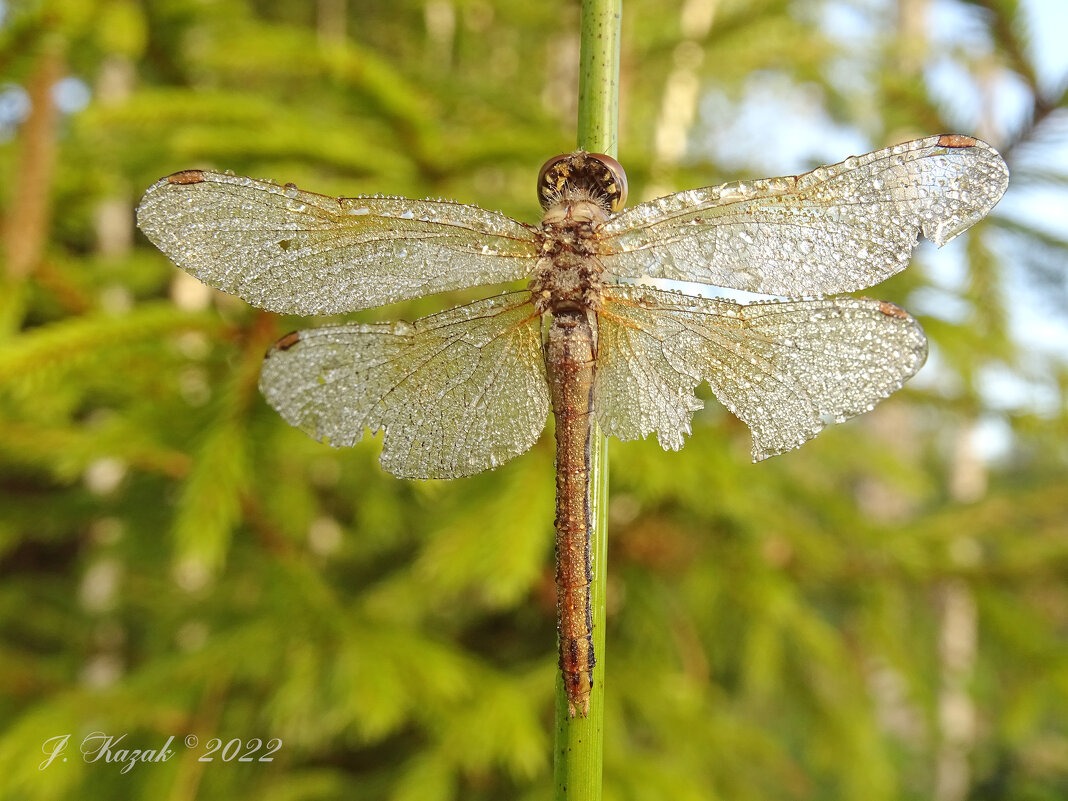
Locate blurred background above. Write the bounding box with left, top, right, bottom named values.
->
left=1, top=0, right=1065, bottom=799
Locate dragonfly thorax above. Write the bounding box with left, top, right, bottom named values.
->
left=531, top=198, right=609, bottom=315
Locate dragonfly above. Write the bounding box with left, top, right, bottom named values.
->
left=137, top=135, right=1008, bottom=716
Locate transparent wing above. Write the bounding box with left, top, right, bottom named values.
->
left=259, top=291, right=548, bottom=479
left=137, top=170, right=540, bottom=315
left=596, top=285, right=928, bottom=460
left=600, top=135, right=1008, bottom=295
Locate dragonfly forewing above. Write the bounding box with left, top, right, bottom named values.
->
left=600, top=135, right=1008, bottom=296
left=598, top=285, right=928, bottom=460
left=137, top=170, right=540, bottom=315
left=259, top=291, right=549, bottom=479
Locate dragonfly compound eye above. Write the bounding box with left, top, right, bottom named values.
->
left=537, top=151, right=629, bottom=213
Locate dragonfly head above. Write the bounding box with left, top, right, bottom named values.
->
left=537, top=151, right=628, bottom=215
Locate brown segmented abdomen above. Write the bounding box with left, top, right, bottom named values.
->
left=545, top=309, right=598, bottom=718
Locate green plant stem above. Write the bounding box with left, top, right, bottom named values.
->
left=577, top=0, right=621, bottom=158
left=553, top=1, right=620, bottom=799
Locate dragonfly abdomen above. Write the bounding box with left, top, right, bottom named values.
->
left=546, top=309, right=598, bottom=718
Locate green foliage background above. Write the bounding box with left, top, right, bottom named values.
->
left=1, top=1, right=1066, bottom=799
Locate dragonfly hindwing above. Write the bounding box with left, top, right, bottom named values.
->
left=597, top=285, right=928, bottom=460
left=259, top=292, right=549, bottom=478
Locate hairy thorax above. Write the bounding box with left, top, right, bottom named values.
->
left=529, top=193, right=611, bottom=316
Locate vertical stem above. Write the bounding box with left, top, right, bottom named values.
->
left=577, top=0, right=622, bottom=158
left=554, top=1, right=619, bottom=799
